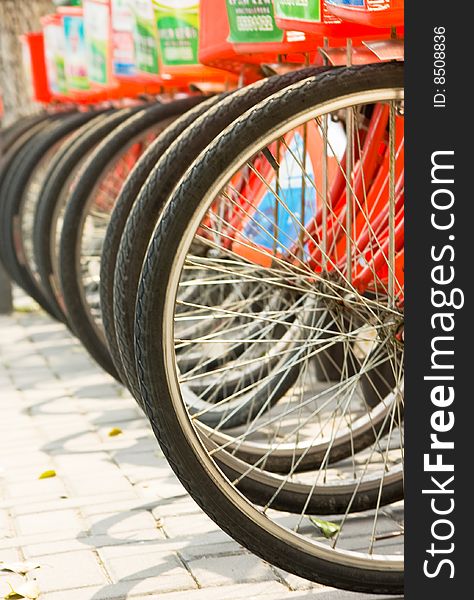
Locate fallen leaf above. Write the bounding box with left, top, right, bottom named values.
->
left=38, top=470, right=56, bottom=480
left=4, top=580, right=40, bottom=599
left=309, top=517, right=340, bottom=539
left=108, top=428, right=123, bottom=437
left=13, top=305, right=40, bottom=314
left=0, top=561, right=40, bottom=575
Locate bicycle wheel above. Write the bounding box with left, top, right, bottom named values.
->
left=0, top=113, right=88, bottom=318
left=33, top=108, right=133, bottom=323
left=59, top=97, right=204, bottom=380
left=16, top=112, right=103, bottom=318
left=113, top=67, right=330, bottom=404
left=0, top=112, right=48, bottom=154
left=135, top=63, right=404, bottom=593
left=100, top=95, right=219, bottom=387
left=0, top=123, right=49, bottom=256
left=133, top=89, right=403, bottom=461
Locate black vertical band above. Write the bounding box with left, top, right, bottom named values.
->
left=406, top=2, right=471, bottom=596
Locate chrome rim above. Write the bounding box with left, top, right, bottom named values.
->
left=157, top=87, right=404, bottom=569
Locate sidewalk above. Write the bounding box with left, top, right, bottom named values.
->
left=0, top=304, right=401, bottom=600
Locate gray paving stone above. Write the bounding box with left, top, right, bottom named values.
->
left=33, top=587, right=106, bottom=600
left=50, top=575, right=197, bottom=598
left=0, top=308, right=398, bottom=600
left=162, top=512, right=223, bottom=539
left=5, top=476, right=69, bottom=501
left=272, top=567, right=334, bottom=592
left=142, top=580, right=289, bottom=600
left=23, top=530, right=165, bottom=559
left=188, top=553, right=277, bottom=587
left=14, top=508, right=85, bottom=536
left=101, top=548, right=193, bottom=586
left=31, top=550, right=109, bottom=592
left=0, top=509, right=13, bottom=538
left=179, top=539, right=243, bottom=562
left=85, top=509, right=161, bottom=537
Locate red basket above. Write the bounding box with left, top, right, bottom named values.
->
left=199, top=0, right=311, bottom=78
left=224, top=0, right=324, bottom=56
left=273, top=0, right=393, bottom=39
left=19, top=32, right=52, bottom=104
left=129, top=0, right=235, bottom=89
left=155, top=1, right=237, bottom=87
left=326, top=0, right=404, bottom=29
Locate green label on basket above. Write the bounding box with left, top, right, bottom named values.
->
left=153, top=0, right=199, bottom=66
left=44, top=22, right=68, bottom=94
left=111, top=0, right=137, bottom=76
left=226, top=0, right=284, bottom=44
left=63, top=15, right=90, bottom=90
left=56, top=52, right=68, bottom=94
left=273, top=0, right=321, bottom=22
left=84, top=0, right=111, bottom=85
left=130, top=0, right=160, bottom=74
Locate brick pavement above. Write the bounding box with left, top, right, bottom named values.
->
left=0, top=303, right=403, bottom=600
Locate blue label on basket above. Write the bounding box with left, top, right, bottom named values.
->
left=111, top=0, right=138, bottom=77
left=327, top=0, right=365, bottom=6
left=243, top=132, right=317, bottom=252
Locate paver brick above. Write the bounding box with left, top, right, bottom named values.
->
left=30, top=550, right=109, bottom=593
left=14, top=508, right=85, bottom=536
left=101, top=548, right=192, bottom=585
left=0, top=307, right=377, bottom=600
left=85, top=510, right=160, bottom=537
left=188, top=553, right=277, bottom=587
left=140, top=580, right=289, bottom=600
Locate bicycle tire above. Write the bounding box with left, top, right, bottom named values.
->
left=114, top=66, right=331, bottom=403
left=59, top=97, right=205, bottom=380
left=100, top=94, right=221, bottom=389
left=135, top=62, right=404, bottom=594
left=33, top=109, right=131, bottom=323
left=0, top=111, right=98, bottom=320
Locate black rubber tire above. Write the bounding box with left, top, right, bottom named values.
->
left=0, top=117, right=53, bottom=217
left=114, top=66, right=331, bottom=403
left=0, top=121, right=52, bottom=251
left=59, top=97, right=205, bottom=381
left=135, top=63, right=404, bottom=594
left=0, top=113, right=71, bottom=280
left=100, top=94, right=221, bottom=390
left=0, top=112, right=97, bottom=320
left=0, top=112, right=49, bottom=154
left=33, top=109, right=132, bottom=323
left=12, top=111, right=107, bottom=318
